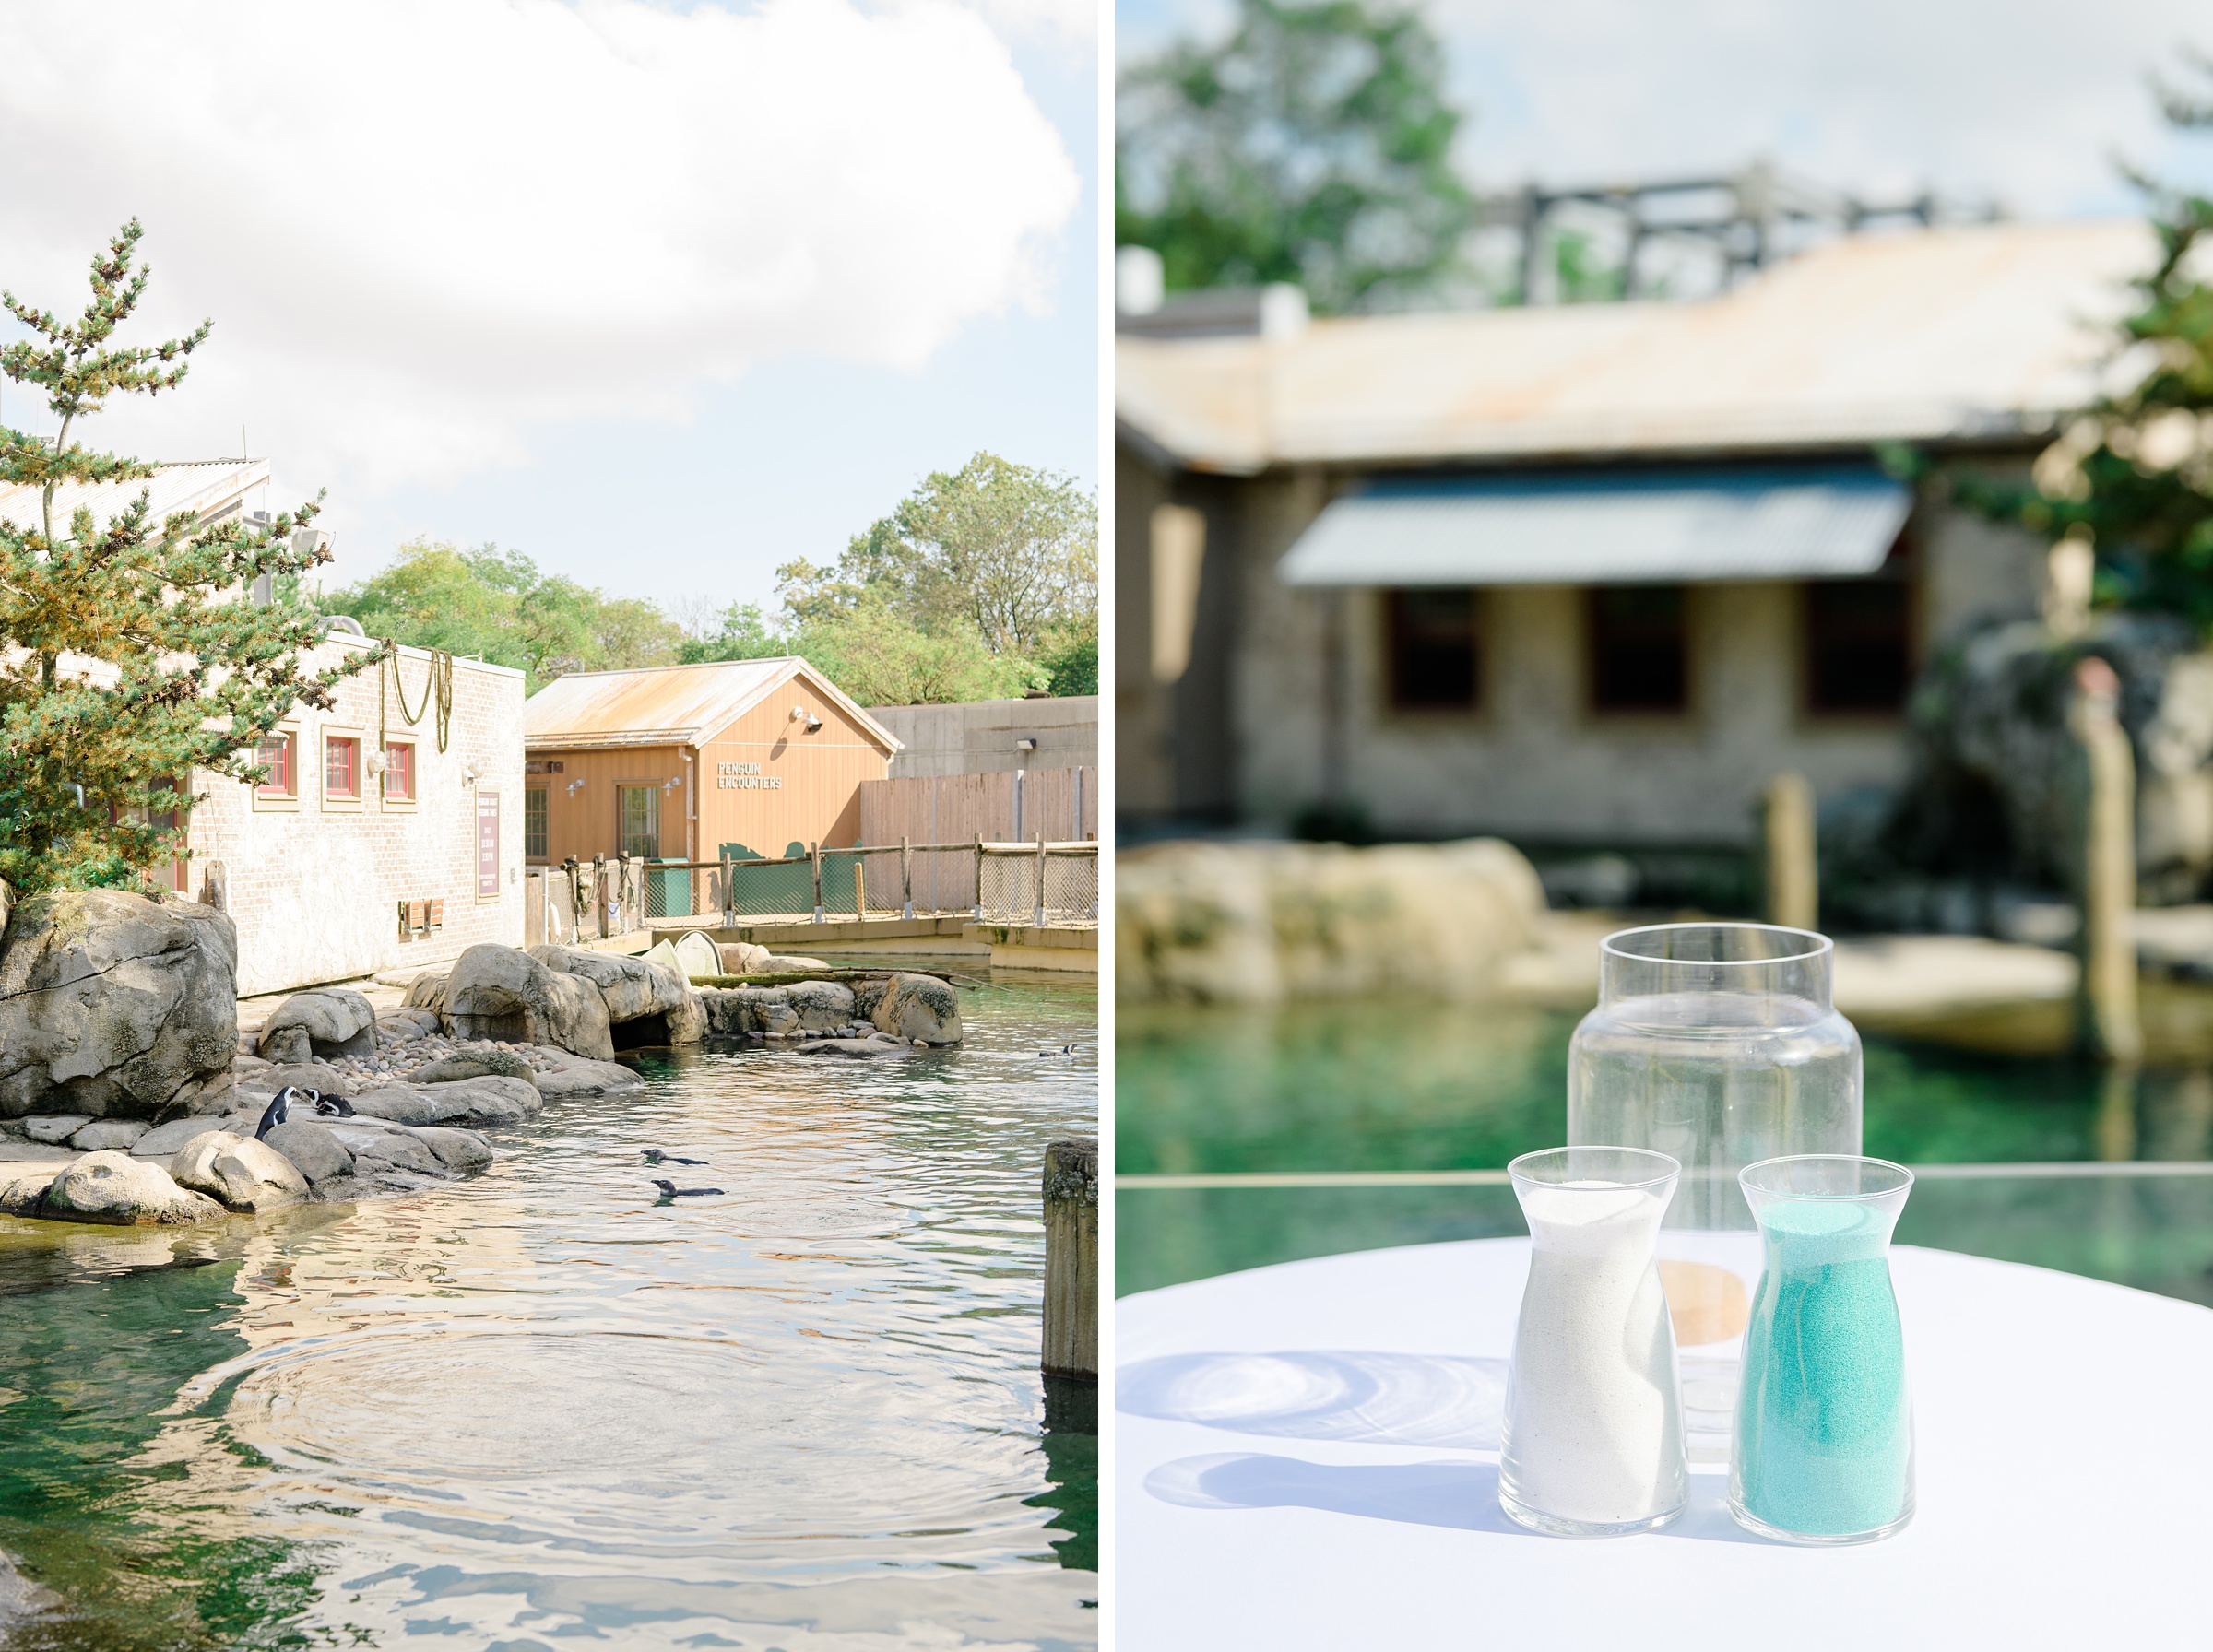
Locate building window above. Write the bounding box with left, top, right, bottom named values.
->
left=526, top=788, right=549, bottom=860
left=1805, top=579, right=1912, bottom=715
left=325, top=736, right=360, bottom=800
left=255, top=731, right=294, bottom=797
left=1386, top=588, right=1482, bottom=711
left=1589, top=585, right=1688, bottom=714
left=384, top=741, right=416, bottom=802
left=619, top=785, right=659, bottom=859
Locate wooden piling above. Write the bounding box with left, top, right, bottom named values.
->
left=2071, top=657, right=2142, bottom=1063
left=1042, top=1137, right=1098, bottom=1386
left=197, top=860, right=228, bottom=914
left=1761, top=772, right=1817, bottom=932
left=901, top=836, right=914, bottom=920
left=811, top=841, right=823, bottom=923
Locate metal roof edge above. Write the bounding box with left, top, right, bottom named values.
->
left=711, top=656, right=905, bottom=755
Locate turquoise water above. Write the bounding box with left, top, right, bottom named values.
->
left=1118, top=997, right=2213, bottom=1300
left=0, top=976, right=1096, bottom=1652
left=1734, top=1202, right=1911, bottom=1538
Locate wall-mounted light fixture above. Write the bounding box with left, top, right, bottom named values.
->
left=1015, top=738, right=1037, bottom=752
left=566, top=776, right=587, bottom=796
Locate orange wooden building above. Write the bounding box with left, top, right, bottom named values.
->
left=522, top=657, right=901, bottom=869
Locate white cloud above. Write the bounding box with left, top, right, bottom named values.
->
left=0, top=0, right=1082, bottom=515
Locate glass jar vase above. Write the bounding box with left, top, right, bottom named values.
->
left=1566, top=924, right=1862, bottom=1461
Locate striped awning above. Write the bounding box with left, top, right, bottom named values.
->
left=1277, top=465, right=1913, bottom=586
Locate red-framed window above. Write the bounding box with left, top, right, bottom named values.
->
left=255, top=731, right=295, bottom=797
left=325, top=736, right=360, bottom=799
left=385, top=741, right=416, bottom=801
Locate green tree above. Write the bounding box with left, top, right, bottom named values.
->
left=795, top=587, right=1047, bottom=705
left=324, top=538, right=681, bottom=691
left=0, top=221, right=365, bottom=893
left=780, top=453, right=1095, bottom=655
left=678, top=600, right=789, bottom=665
left=1933, top=57, right=2213, bottom=622
left=1117, top=0, right=1473, bottom=313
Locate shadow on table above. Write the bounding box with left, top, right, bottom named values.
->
left=1143, top=1453, right=1765, bottom=1545
left=1117, top=1351, right=1507, bottom=1450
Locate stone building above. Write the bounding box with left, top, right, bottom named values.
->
left=185, top=636, right=527, bottom=997
left=1116, top=218, right=2158, bottom=849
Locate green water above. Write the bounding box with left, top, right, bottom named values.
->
left=1118, top=998, right=2213, bottom=1300
left=0, top=977, right=1097, bottom=1651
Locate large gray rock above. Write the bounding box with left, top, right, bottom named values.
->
left=42, top=1150, right=224, bottom=1225
left=0, top=1173, right=48, bottom=1216
left=377, top=1008, right=442, bottom=1042
left=717, top=939, right=773, bottom=974
left=1888, top=613, right=2213, bottom=902
left=349, top=1076, right=541, bottom=1127
left=444, top=945, right=614, bottom=1059
left=403, top=973, right=449, bottom=1012
left=871, top=974, right=964, bottom=1045
left=131, top=1116, right=231, bottom=1158
left=532, top=947, right=706, bottom=1045
left=412, top=1126, right=494, bottom=1171
left=0, top=890, right=239, bottom=1119
left=700, top=985, right=796, bottom=1036
left=407, top=1050, right=533, bottom=1084
left=797, top=1036, right=921, bottom=1059
left=70, top=1118, right=148, bottom=1152
left=21, top=1115, right=91, bottom=1145
left=787, top=980, right=858, bottom=1032
left=325, top=1124, right=441, bottom=1174
left=248, top=1062, right=349, bottom=1100
left=260, top=1119, right=355, bottom=1184
left=531, top=1056, right=643, bottom=1098
left=257, top=988, right=376, bottom=1063
left=172, top=1131, right=310, bottom=1212
left=762, top=954, right=832, bottom=973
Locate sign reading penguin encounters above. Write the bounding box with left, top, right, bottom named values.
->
left=477, top=790, right=501, bottom=900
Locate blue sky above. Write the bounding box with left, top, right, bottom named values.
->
left=0, top=0, right=1097, bottom=619
left=1118, top=0, right=2213, bottom=220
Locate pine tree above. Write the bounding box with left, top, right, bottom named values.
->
left=0, top=220, right=373, bottom=894
left=1933, top=57, right=2213, bottom=623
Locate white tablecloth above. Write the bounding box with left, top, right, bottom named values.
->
left=1116, top=1240, right=2213, bottom=1649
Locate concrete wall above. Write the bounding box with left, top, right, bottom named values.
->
left=1121, top=450, right=2053, bottom=844
left=188, top=640, right=527, bottom=997
left=870, top=696, right=1098, bottom=779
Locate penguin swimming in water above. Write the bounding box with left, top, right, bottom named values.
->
left=651, top=1178, right=726, bottom=1198
left=642, top=1149, right=707, bottom=1166
left=1035, top=1044, right=1078, bottom=1057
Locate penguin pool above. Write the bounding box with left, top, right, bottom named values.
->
left=0, top=973, right=1097, bottom=1652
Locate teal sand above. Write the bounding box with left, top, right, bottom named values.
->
left=1732, top=1196, right=1914, bottom=1541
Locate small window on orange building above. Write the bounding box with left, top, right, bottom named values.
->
left=255, top=731, right=294, bottom=797
left=325, top=736, right=360, bottom=800
left=385, top=741, right=416, bottom=802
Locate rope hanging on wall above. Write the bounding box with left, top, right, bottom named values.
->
left=379, top=647, right=455, bottom=755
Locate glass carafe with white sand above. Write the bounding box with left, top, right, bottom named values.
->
left=1497, top=1147, right=1688, bottom=1537
left=1567, top=924, right=1861, bottom=1463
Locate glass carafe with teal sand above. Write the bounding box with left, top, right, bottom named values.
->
left=1730, top=1155, right=1914, bottom=1544
left=1567, top=924, right=1861, bottom=1463
left=1498, top=1147, right=1688, bottom=1537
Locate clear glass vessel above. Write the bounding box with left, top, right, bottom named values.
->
left=1729, top=1155, right=1915, bottom=1544
left=1567, top=924, right=1861, bottom=1461
left=1498, top=1146, right=1688, bottom=1538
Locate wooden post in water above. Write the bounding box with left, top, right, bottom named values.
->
left=856, top=860, right=866, bottom=924
left=1761, top=772, right=1817, bottom=932
left=1043, top=1137, right=1098, bottom=1430
left=2070, top=657, right=2142, bottom=1064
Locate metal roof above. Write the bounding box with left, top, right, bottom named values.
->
left=1278, top=464, right=1913, bottom=586
left=523, top=656, right=904, bottom=754
left=0, top=457, right=272, bottom=535
left=1118, top=219, right=2157, bottom=474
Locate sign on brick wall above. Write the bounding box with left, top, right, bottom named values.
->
left=477, top=790, right=501, bottom=900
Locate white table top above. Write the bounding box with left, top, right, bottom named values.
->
left=1116, top=1239, right=2213, bottom=1649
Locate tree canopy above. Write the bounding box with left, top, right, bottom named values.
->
left=322, top=540, right=681, bottom=693
left=687, top=452, right=1096, bottom=703
left=0, top=221, right=365, bottom=893
left=1116, top=0, right=1473, bottom=313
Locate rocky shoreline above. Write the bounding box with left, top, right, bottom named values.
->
left=0, top=889, right=964, bottom=1227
